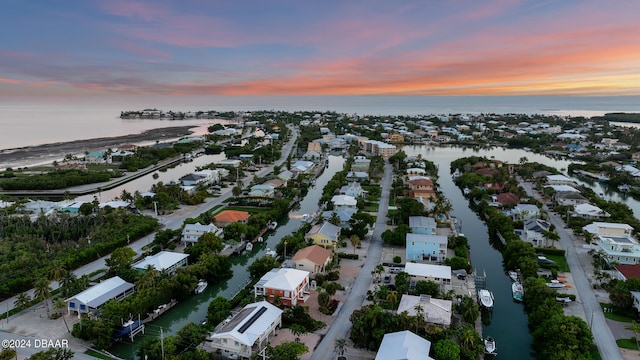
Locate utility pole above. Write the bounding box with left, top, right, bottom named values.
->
left=160, top=328, right=165, bottom=360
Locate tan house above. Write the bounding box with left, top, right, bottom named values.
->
left=389, top=133, right=404, bottom=143
left=307, top=141, right=322, bottom=153
left=291, top=245, right=333, bottom=276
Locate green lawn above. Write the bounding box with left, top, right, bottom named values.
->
left=601, top=303, right=635, bottom=323
left=546, top=254, right=570, bottom=272
left=221, top=206, right=271, bottom=214
left=616, top=338, right=639, bottom=350
left=363, top=203, right=379, bottom=212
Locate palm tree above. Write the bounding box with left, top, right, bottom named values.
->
left=48, top=262, right=66, bottom=282
left=414, top=303, right=425, bottom=332
left=137, top=265, right=159, bottom=290
left=386, top=291, right=398, bottom=311
left=289, top=324, right=307, bottom=343
left=14, top=293, right=31, bottom=310
left=334, top=338, right=348, bottom=358
left=350, top=235, right=361, bottom=255
left=34, top=278, right=51, bottom=318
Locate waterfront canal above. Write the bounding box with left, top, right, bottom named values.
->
left=110, top=155, right=345, bottom=358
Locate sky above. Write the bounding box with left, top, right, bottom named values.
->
left=2, top=0, right=640, bottom=100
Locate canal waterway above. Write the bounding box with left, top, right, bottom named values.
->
left=110, top=155, right=345, bottom=358
left=399, top=145, right=640, bottom=358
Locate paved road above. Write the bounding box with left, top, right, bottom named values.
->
left=0, top=126, right=298, bottom=321
left=519, top=179, right=623, bottom=360
left=310, top=162, right=393, bottom=360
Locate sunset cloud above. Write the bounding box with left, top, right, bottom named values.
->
left=1, top=0, right=639, bottom=98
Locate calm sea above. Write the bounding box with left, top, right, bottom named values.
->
left=1, top=96, right=640, bottom=150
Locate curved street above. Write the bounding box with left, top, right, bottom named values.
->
left=519, top=178, right=623, bottom=360
left=310, top=162, right=393, bottom=360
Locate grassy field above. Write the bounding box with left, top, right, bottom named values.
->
left=616, top=338, right=638, bottom=350
left=546, top=254, right=570, bottom=272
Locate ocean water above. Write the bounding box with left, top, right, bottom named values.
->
left=1, top=96, right=640, bottom=150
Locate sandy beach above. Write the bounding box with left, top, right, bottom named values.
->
left=0, top=126, right=195, bottom=170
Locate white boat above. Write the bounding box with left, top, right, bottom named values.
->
left=546, top=279, right=566, bottom=289
left=301, top=214, right=309, bottom=221
left=512, top=282, right=524, bottom=302
left=268, top=221, right=277, bottom=230
left=245, top=242, right=253, bottom=251
left=265, top=248, right=277, bottom=257
left=619, top=184, right=632, bottom=192
left=194, top=280, right=208, bottom=294
left=508, top=270, right=519, bottom=282
left=452, top=168, right=462, bottom=179
left=484, top=336, right=497, bottom=355
left=478, top=289, right=494, bottom=309
left=463, top=187, right=471, bottom=196
left=556, top=296, right=572, bottom=305
left=257, top=236, right=264, bottom=243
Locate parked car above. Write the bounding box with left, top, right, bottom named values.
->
left=383, top=274, right=391, bottom=283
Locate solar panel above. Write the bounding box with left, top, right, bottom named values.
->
left=238, top=306, right=267, bottom=334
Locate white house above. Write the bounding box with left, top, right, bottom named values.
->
left=254, top=268, right=310, bottom=307
left=512, top=204, right=540, bottom=220
left=572, top=203, right=610, bottom=220
left=66, top=276, right=134, bottom=318
left=517, top=219, right=552, bottom=248
left=375, top=330, right=435, bottom=360
left=547, top=174, right=576, bottom=186
left=339, top=182, right=367, bottom=198
left=397, top=294, right=452, bottom=327
left=583, top=222, right=640, bottom=265
left=208, top=301, right=282, bottom=359
left=132, top=251, right=189, bottom=275
left=403, top=263, right=451, bottom=288
left=555, top=191, right=589, bottom=206
left=331, top=194, right=358, bottom=211
left=181, top=222, right=223, bottom=244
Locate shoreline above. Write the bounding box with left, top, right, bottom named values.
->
left=0, top=126, right=196, bottom=170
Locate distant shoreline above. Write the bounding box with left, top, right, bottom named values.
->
left=0, top=125, right=195, bottom=170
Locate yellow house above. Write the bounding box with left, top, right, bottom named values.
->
left=389, top=133, right=405, bottom=143
left=304, top=222, right=341, bottom=248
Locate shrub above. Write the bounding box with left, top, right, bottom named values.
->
left=393, top=256, right=402, bottom=264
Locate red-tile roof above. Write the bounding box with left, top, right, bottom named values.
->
left=291, top=245, right=333, bottom=266
left=616, top=264, right=640, bottom=280
left=496, top=192, right=520, bottom=205
left=214, top=210, right=250, bottom=224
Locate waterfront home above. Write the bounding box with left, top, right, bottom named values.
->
left=214, top=210, right=250, bottom=227
left=511, top=203, right=540, bottom=220
left=132, top=251, right=189, bottom=275
left=406, top=233, right=448, bottom=262
left=516, top=219, right=552, bottom=248
left=409, top=216, right=437, bottom=235
left=397, top=294, right=452, bottom=327
left=321, top=208, right=356, bottom=228
left=490, top=192, right=520, bottom=207
left=362, top=139, right=397, bottom=159
left=277, top=169, right=293, bottom=182
left=254, top=268, right=310, bottom=307
left=66, top=276, right=134, bottom=318
left=352, top=157, right=371, bottom=173
left=572, top=203, right=610, bottom=220
left=181, top=222, right=224, bottom=244
left=547, top=184, right=580, bottom=193
left=208, top=301, right=282, bottom=359
left=307, top=141, right=322, bottom=153
left=546, top=174, right=576, bottom=186
left=555, top=191, right=589, bottom=206
left=263, top=178, right=286, bottom=189
left=302, top=150, right=322, bottom=161
left=291, top=245, right=333, bottom=276
left=408, top=178, right=436, bottom=200
left=375, top=330, right=435, bottom=360
left=305, top=221, right=341, bottom=248
left=404, top=263, right=452, bottom=288
left=180, top=173, right=206, bottom=187
left=84, top=151, right=106, bottom=164
left=339, top=182, right=367, bottom=198
left=249, top=184, right=275, bottom=198
left=193, top=169, right=221, bottom=184
left=407, top=168, right=427, bottom=177
left=583, top=222, right=640, bottom=265
left=346, top=171, right=369, bottom=182
left=291, top=160, right=315, bottom=175
left=331, top=194, right=358, bottom=211
left=58, top=200, right=86, bottom=214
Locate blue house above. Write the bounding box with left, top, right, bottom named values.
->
left=409, top=216, right=437, bottom=235
left=406, top=233, right=448, bottom=262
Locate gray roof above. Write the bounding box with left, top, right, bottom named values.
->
left=132, top=251, right=189, bottom=271
left=409, top=216, right=436, bottom=229
left=525, top=219, right=551, bottom=233
left=66, top=276, right=133, bottom=308
left=375, top=330, right=434, bottom=360
left=307, top=221, right=341, bottom=241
